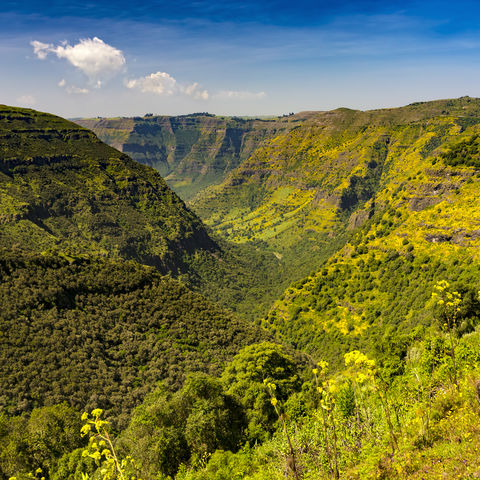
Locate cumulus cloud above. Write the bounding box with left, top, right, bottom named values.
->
left=31, top=37, right=125, bottom=86
left=126, top=71, right=209, bottom=100
left=182, top=82, right=209, bottom=100
left=126, top=71, right=177, bottom=95
left=215, top=90, right=266, bottom=99
left=17, top=95, right=36, bottom=106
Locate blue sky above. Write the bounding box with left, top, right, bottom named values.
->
left=2, top=0, right=480, bottom=117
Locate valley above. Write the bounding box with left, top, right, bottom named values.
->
left=2, top=98, right=480, bottom=479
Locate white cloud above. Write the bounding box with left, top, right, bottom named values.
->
left=126, top=71, right=209, bottom=100
left=57, top=78, right=89, bottom=94
left=215, top=90, right=266, bottom=99
left=182, top=82, right=209, bottom=100
left=66, top=85, right=90, bottom=95
left=126, top=71, right=177, bottom=95
left=17, top=95, right=36, bottom=106
left=31, top=37, right=125, bottom=86
left=31, top=40, right=52, bottom=60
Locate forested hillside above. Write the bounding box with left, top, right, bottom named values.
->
left=260, top=98, right=480, bottom=368
left=0, top=107, right=278, bottom=428
left=192, top=97, right=480, bottom=286
left=0, top=105, right=288, bottom=319
left=3, top=99, right=480, bottom=480
left=0, top=249, right=263, bottom=429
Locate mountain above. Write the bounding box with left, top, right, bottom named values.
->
left=74, top=99, right=480, bottom=324
left=75, top=113, right=298, bottom=200
left=0, top=105, right=285, bottom=319
left=192, top=97, right=480, bottom=286
left=255, top=97, right=480, bottom=367
left=0, top=105, right=214, bottom=270
left=0, top=106, right=273, bottom=426
left=3, top=99, right=480, bottom=480
left=0, top=106, right=280, bottom=414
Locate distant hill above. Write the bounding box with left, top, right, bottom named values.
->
left=192, top=97, right=480, bottom=283
left=76, top=114, right=299, bottom=200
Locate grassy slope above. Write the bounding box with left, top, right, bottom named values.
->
left=189, top=98, right=480, bottom=326
left=261, top=99, right=480, bottom=366
left=0, top=105, right=213, bottom=271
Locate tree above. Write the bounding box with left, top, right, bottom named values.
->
left=120, top=374, right=245, bottom=479
left=0, top=404, right=83, bottom=479
left=221, top=342, right=300, bottom=442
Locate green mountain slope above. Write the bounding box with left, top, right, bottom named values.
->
left=76, top=114, right=297, bottom=200
left=3, top=99, right=480, bottom=480
left=0, top=106, right=275, bottom=425
left=0, top=105, right=214, bottom=271
left=0, top=249, right=264, bottom=428
left=259, top=99, right=480, bottom=367
left=192, top=97, right=480, bottom=285
left=0, top=105, right=285, bottom=319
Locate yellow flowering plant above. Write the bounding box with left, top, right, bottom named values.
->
left=431, top=280, right=463, bottom=385
left=263, top=380, right=299, bottom=479
left=80, top=409, right=140, bottom=480
left=312, top=360, right=339, bottom=479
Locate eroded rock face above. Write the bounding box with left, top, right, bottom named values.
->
left=409, top=196, right=443, bottom=211
left=425, top=233, right=453, bottom=243
left=348, top=209, right=371, bottom=230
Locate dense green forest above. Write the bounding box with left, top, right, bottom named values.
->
left=2, top=99, right=480, bottom=479
left=0, top=248, right=264, bottom=427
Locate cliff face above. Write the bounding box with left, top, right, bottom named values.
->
left=76, top=114, right=298, bottom=200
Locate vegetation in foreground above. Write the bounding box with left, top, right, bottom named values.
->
left=2, top=283, right=480, bottom=480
